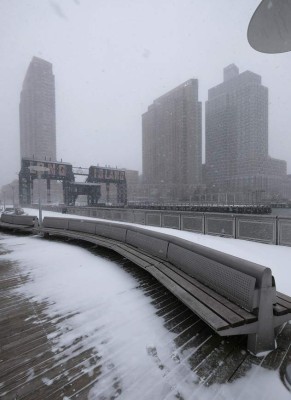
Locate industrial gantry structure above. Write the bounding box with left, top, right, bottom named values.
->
left=19, top=158, right=127, bottom=206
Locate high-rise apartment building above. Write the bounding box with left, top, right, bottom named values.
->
left=142, top=79, right=202, bottom=201
left=20, top=56, right=56, bottom=162
left=206, top=64, right=288, bottom=202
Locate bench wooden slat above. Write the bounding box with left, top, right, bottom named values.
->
left=276, top=291, right=291, bottom=304
left=154, top=262, right=246, bottom=327
left=273, top=304, right=289, bottom=316
left=162, top=261, right=257, bottom=324
left=115, top=243, right=161, bottom=266
left=276, top=298, right=291, bottom=312
left=112, top=245, right=152, bottom=270
left=146, top=265, right=230, bottom=331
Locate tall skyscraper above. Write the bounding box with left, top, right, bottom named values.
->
left=142, top=79, right=202, bottom=201
left=20, top=56, right=56, bottom=162
left=206, top=64, right=288, bottom=202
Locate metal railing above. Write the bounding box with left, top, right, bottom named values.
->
left=29, top=205, right=291, bottom=247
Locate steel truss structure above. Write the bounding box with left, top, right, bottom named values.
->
left=19, top=159, right=127, bottom=206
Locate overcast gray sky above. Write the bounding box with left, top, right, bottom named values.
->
left=0, top=0, right=291, bottom=187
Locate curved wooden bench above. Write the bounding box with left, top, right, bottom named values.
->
left=40, top=216, right=291, bottom=354
left=0, top=214, right=38, bottom=231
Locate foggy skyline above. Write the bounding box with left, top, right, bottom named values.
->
left=1, top=0, right=291, bottom=188
left=20, top=56, right=57, bottom=162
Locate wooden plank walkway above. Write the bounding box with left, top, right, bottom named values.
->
left=0, top=236, right=291, bottom=399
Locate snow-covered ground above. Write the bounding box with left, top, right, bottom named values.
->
left=24, top=208, right=291, bottom=296
left=0, top=231, right=290, bottom=399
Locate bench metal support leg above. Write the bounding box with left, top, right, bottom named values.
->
left=247, top=330, right=275, bottom=355
left=247, top=286, right=275, bottom=354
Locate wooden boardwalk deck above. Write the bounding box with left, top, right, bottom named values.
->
left=0, top=236, right=291, bottom=399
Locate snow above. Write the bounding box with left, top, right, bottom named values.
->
left=1, top=235, right=194, bottom=399
left=1, top=230, right=290, bottom=399
left=24, top=208, right=291, bottom=296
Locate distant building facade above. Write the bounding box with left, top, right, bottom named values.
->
left=20, top=56, right=56, bottom=162
left=206, top=64, right=289, bottom=202
left=142, top=79, right=202, bottom=201
left=124, top=169, right=139, bottom=202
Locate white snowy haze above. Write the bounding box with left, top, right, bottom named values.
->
left=0, top=0, right=291, bottom=187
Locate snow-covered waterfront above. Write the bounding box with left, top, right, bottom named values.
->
left=1, top=225, right=291, bottom=399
